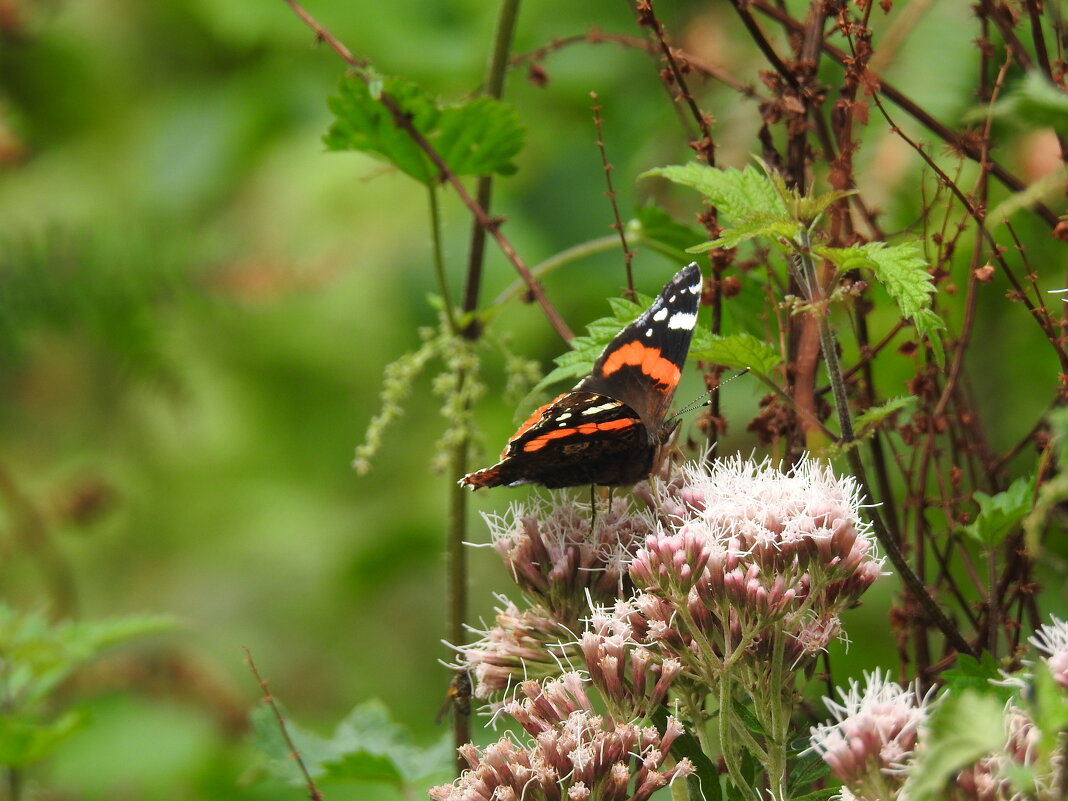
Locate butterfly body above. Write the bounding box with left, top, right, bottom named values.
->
left=460, top=263, right=701, bottom=490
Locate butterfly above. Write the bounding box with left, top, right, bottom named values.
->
left=460, top=263, right=701, bottom=489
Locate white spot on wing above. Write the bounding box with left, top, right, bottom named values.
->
left=582, top=401, right=623, bottom=415
left=653, top=308, right=668, bottom=321
left=555, top=412, right=571, bottom=421
left=645, top=328, right=653, bottom=337
left=668, top=311, right=697, bottom=330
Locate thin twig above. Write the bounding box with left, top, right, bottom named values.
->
left=244, top=648, right=323, bottom=801
left=590, top=93, right=635, bottom=300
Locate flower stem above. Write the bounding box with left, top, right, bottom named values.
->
left=428, top=186, right=459, bottom=335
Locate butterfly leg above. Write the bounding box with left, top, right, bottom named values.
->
left=588, top=484, right=598, bottom=535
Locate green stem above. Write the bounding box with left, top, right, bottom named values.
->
left=719, top=674, right=762, bottom=801
left=491, top=234, right=631, bottom=310
left=428, top=186, right=459, bottom=334
left=794, top=229, right=975, bottom=658
left=446, top=408, right=470, bottom=769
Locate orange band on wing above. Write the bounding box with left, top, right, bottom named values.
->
left=502, top=392, right=570, bottom=456
left=521, top=417, right=637, bottom=452
left=601, top=341, right=680, bottom=387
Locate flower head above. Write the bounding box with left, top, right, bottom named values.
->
left=808, top=670, right=931, bottom=799
left=428, top=706, right=693, bottom=801
left=457, top=599, right=579, bottom=698
left=485, top=495, right=650, bottom=622
left=1030, top=614, right=1068, bottom=688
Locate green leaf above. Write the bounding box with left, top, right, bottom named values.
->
left=641, top=163, right=788, bottom=223
left=979, top=71, right=1068, bottom=137
left=908, top=690, right=1006, bottom=801
left=0, top=710, right=84, bottom=766
left=0, top=605, right=180, bottom=706
left=689, top=332, right=781, bottom=375
left=325, top=76, right=524, bottom=185
left=632, top=205, right=708, bottom=264
left=690, top=213, right=801, bottom=251
left=251, top=699, right=451, bottom=787
left=960, top=474, right=1035, bottom=548
left=796, top=190, right=856, bottom=225
left=813, top=245, right=878, bottom=274
left=1029, top=662, right=1068, bottom=759
left=913, top=308, right=947, bottom=369
left=858, top=240, right=935, bottom=319
left=530, top=293, right=656, bottom=395
left=940, top=654, right=1012, bottom=701
left=854, top=396, right=917, bottom=436
left=1024, top=408, right=1068, bottom=550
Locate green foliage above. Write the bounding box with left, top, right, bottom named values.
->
left=690, top=332, right=782, bottom=375
left=642, top=162, right=788, bottom=224
left=689, top=212, right=801, bottom=252
left=907, top=690, right=1007, bottom=801
left=940, top=653, right=1013, bottom=700
left=0, top=605, right=178, bottom=767
left=325, top=75, right=524, bottom=185
left=980, top=71, right=1068, bottom=137
left=960, top=474, right=1035, bottom=548
left=630, top=205, right=708, bottom=264
left=853, top=396, right=918, bottom=437
left=252, top=699, right=451, bottom=790
left=1025, top=407, right=1068, bottom=551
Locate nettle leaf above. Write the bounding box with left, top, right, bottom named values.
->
left=940, top=653, right=1012, bottom=700
left=0, top=605, right=179, bottom=706
left=531, top=294, right=653, bottom=395
left=632, top=205, right=707, bottom=264
left=914, top=308, right=947, bottom=369
left=908, top=690, right=1005, bottom=801
left=961, top=474, right=1035, bottom=548
left=980, top=71, right=1068, bottom=137
left=325, top=76, right=524, bottom=185
left=252, top=699, right=451, bottom=787
left=690, top=213, right=801, bottom=252
left=642, top=162, right=787, bottom=223
left=0, top=709, right=84, bottom=767
left=796, top=189, right=856, bottom=224
left=813, top=245, right=877, bottom=274
left=859, top=240, right=935, bottom=318
left=854, top=396, right=917, bottom=437
left=689, top=332, right=781, bottom=375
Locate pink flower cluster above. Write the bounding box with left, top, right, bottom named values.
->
left=484, top=496, right=647, bottom=622
left=428, top=677, right=693, bottom=801
left=807, top=670, right=929, bottom=798
left=629, top=456, right=882, bottom=675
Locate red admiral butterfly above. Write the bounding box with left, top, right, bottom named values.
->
left=460, top=263, right=702, bottom=490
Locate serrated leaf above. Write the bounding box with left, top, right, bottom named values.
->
left=913, top=308, right=947, bottom=368
left=960, top=474, right=1034, bottom=548
left=689, top=332, right=781, bottom=375
left=0, top=710, right=84, bottom=766
left=325, top=76, right=524, bottom=185
left=814, top=245, right=878, bottom=274
left=908, top=691, right=1006, bottom=801
left=690, top=214, right=801, bottom=251
left=940, top=654, right=1012, bottom=700
left=854, top=396, right=917, bottom=436
left=978, top=71, right=1068, bottom=137
left=632, top=205, right=708, bottom=264
left=859, top=240, right=935, bottom=318
left=251, top=699, right=451, bottom=787
left=0, top=606, right=180, bottom=706
left=797, top=190, right=856, bottom=224
left=642, top=163, right=787, bottom=223
left=1029, top=663, right=1068, bottom=762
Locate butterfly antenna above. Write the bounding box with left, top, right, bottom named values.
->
left=669, top=368, right=751, bottom=420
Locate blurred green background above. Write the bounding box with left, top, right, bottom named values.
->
left=0, top=0, right=1064, bottom=798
